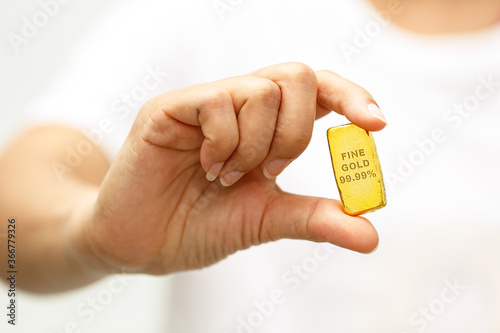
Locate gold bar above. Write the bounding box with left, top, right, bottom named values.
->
left=327, top=124, right=386, bottom=216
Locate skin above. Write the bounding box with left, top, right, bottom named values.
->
left=0, top=63, right=386, bottom=293
left=3, top=0, right=498, bottom=294
left=368, top=0, right=500, bottom=34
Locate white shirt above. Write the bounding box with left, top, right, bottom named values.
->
left=3, top=0, right=500, bottom=332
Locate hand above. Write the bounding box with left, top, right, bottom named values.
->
left=75, top=63, right=387, bottom=275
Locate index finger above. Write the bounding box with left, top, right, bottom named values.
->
left=316, top=70, right=387, bottom=131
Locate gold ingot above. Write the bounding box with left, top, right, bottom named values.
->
left=327, top=124, right=387, bottom=216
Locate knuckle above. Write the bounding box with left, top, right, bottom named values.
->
left=279, top=62, right=317, bottom=87
left=250, top=79, right=282, bottom=107
left=136, top=95, right=166, bottom=134
left=143, top=94, right=161, bottom=108
left=200, top=86, right=232, bottom=110
left=139, top=94, right=162, bottom=116
left=315, top=69, right=334, bottom=78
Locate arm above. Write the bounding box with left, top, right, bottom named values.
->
left=0, top=125, right=109, bottom=292
left=0, top=63, right=386, bottom=293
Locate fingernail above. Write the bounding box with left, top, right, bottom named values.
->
left=206, top=162, right=224, bottom=182
left=220, top=171, right=244, bottom=187
left=367, top=103, right=387, bottom=124
left=263, top=159, right=292, bottom=179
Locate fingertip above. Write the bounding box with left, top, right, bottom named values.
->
left=352, top=217, right=380, bottom=254
left=341, top=100, right=387, bottom=132
left=220, top=171, right=244, bottom=187
left=318, top=201, right=379, bottom=254
left=261, top=193, right=380, bottom=255
left=363, top=241, right=380, bottom=255
left=263, top=159, right=292, bottom=179
left=366, top=103, right=387, bottom=130
left=337, top=220, right=379, bottom=254
left=206, top=162, right=224, bottom=182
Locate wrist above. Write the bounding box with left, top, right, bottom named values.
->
left=66, top=184, right=115, bottom=280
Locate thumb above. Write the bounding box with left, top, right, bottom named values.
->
left=262, top=192, right=379, bottom=254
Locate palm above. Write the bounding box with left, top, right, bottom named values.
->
left=93, top=144, right=282, bottom=274
left=167, top=165, right=277, bottom=271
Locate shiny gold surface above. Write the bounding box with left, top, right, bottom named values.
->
left=327, top=124, right=386, bottom=216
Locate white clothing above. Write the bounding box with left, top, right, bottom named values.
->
left=2, top=0, right=500, bottom=332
